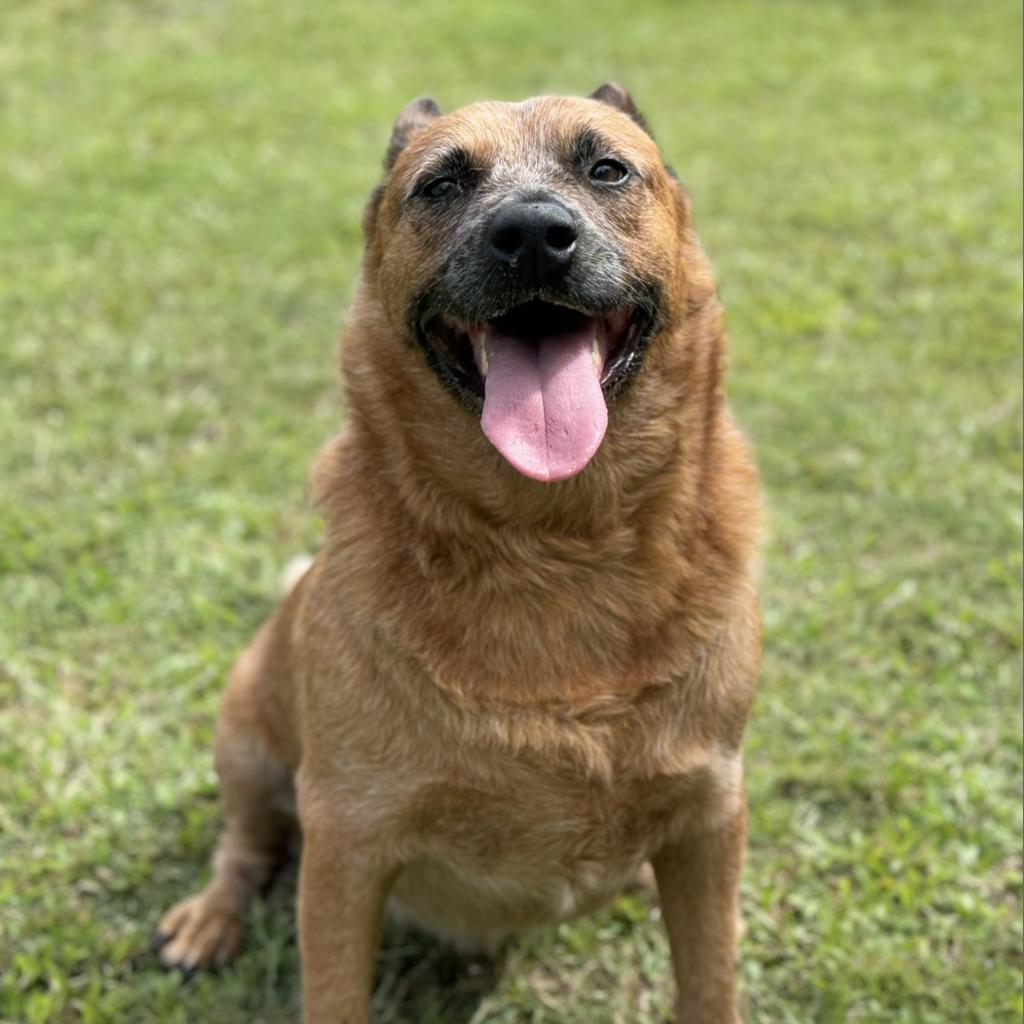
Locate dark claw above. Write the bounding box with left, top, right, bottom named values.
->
left=150, top=930, right=171, bottom=953
left=177, top=965, right=197, bottom=984
left=434, top=951, right=460, bottom=987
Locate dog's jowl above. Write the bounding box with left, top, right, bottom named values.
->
left=155, top=85, right=761, bottom=1024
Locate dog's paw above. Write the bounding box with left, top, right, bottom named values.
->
left=153, top=892, right=242, bottom=975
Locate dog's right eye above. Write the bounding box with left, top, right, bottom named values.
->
left=421, top=177, right=461, bottom=201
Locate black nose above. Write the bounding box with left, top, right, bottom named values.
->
left=487, top=200, right=578, bottom=281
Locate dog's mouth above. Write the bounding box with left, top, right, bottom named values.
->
left=420, top=300, right=649, bottom=482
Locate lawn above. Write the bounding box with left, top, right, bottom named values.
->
left=0, top=1, right=1021, bottom=1022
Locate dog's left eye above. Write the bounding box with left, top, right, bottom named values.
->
left=589, top=159, right=630, bottom=185
left=421, top=177, right=461, bottom=200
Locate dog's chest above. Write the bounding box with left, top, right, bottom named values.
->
left=389, top=765, right=702, bottom=938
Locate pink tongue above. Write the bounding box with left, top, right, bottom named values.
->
left=478, top=323, right=607, bottom=482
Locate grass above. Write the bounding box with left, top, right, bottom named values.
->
left=0, top=0, right=1021, bottom=1021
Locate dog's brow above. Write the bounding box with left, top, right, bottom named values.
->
left=568, top=128, right=616, bottom=166
left=409, top=146, right=481, bottom=193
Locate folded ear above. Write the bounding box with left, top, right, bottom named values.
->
left=587, top=82, right=650, bottom=134
left=385, top=96, right=442, bottom=170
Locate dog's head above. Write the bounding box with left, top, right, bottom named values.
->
left=353, top=86, right=715, bottom=486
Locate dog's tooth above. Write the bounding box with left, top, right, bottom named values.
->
left=468, top=327, right=488, bottom=378
left=592, top=336, right=602, bottom=372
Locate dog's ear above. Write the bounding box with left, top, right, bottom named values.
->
left=385, top=96, right=442, bottom=170
left=587, top=82, right=650, bottom=135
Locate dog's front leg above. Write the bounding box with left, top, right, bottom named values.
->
left=652, top=805, right=747, bottom=1024
left=297, top=791, right=397, bottom=1024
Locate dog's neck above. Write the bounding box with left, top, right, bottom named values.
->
left=309, top=279, right=757, bottom=707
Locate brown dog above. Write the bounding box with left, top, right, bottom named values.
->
left=155, top=84, right=761, bottom=1023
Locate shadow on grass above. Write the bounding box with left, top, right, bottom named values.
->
left=372, top=921, right=499, bottom=1024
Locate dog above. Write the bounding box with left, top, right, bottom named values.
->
left=154, top=83, right=761, bottom=1024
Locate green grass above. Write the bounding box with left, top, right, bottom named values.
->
left=1, top=1, right=1021, bottom=1021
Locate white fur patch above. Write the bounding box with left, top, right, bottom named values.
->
left=279, top=554, right=314, bottom=595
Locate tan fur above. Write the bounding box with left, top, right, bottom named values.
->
left=156, top=91, right=761, bottom=1024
